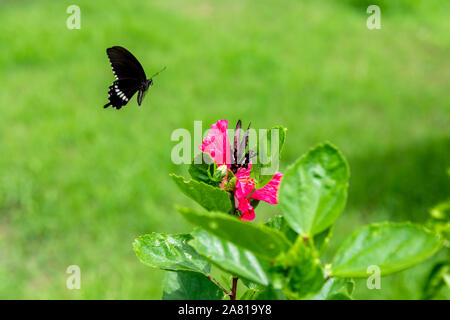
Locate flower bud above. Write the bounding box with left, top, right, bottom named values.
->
left=213, top=165, right=228, bottom=181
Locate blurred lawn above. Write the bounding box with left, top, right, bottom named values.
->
left=0, top=0, right=449, bottom=299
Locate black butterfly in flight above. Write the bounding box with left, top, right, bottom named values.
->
left=104, top=46, right=165, bottom=110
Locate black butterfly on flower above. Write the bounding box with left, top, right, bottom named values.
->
left=104, top=46, right=166, bottom=110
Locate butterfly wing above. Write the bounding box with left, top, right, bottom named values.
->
left=104, top=46, right=148, bottom=109
left=106, top=46, right=147, bottom=81
left=104, top=79, right=141, bottom=109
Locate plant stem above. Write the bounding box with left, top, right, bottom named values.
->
left=230, top=276, right=238, bottom=300
left=207, top=274, right=230, bottom=295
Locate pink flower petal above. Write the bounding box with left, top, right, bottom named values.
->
left=235, top=195, right=255, bottom=221
left=234, top=168, right=256, bottom=221
left=234, top=166, right=251, bottom=180
left=250, top=172, right=283, bottom=204
left=239, top=206, right=255, bottom=221
left=199, top=119, right=231, bottom=168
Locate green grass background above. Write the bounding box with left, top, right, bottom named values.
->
left=0, top=0, right=449, bottom=299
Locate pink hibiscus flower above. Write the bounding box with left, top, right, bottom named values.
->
left=200, top=119, right=283, bottom=221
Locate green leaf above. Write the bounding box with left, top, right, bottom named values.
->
left=239, top=288, right=259, bottom=300
left=251, top=126, right=287, bottom=189
left=279, top=142, right=350, bottom=236
left=188, top=153, right=221, bottom=188
left=171, top=174, right=231, bottom=213
left=428, top=200, right=450, bottom=242
left=253, top=287, right=287, bottom=300
left=331, top=223, right=442, bottom=278
left=265, top=215, right=332, bottom=256
left=312, top=278, right=354, bottom=300
left=240, top=278, right=267, bottom=299
left=178, top=207, right=292, bottom=260
left=264, top=215, right=298, bottom=243
left=190, top=229, right=272, bottom=285
left=429, top=200, right=450, bottom=220
left=242, top=278, right=263, bottom=290
left=422, top=260, right=450, bottom=299
left=162, top=271, right=224, bottom=300
left=133, top=233, right=210, bottom=274
left=313, top=225, right=333, bottom=256
left=279, top=236, right=324, bottom=299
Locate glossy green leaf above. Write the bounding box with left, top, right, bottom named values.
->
left=251, top=126, right=287, bottom=189
left=331, top=223, right=442, bottom=278
left=312, top=278, right=354, bottom=300
left=178, top=207, right=292, bottom=260
left=171, top=174, right=231, bottom=213
left=280, top=142, right=349, bottom=236
left=280, top=143, right=348, bottom=235
left=162, top=271, right=224, bottom=300
left=190, top=229, right=272, bottom=285
left=133, top=233, right=209, bottom=274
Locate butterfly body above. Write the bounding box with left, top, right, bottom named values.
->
left=104, top=46, right=161, bottom=110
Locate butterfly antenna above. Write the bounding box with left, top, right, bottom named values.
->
left=151, top=66, right=167, bottom=78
